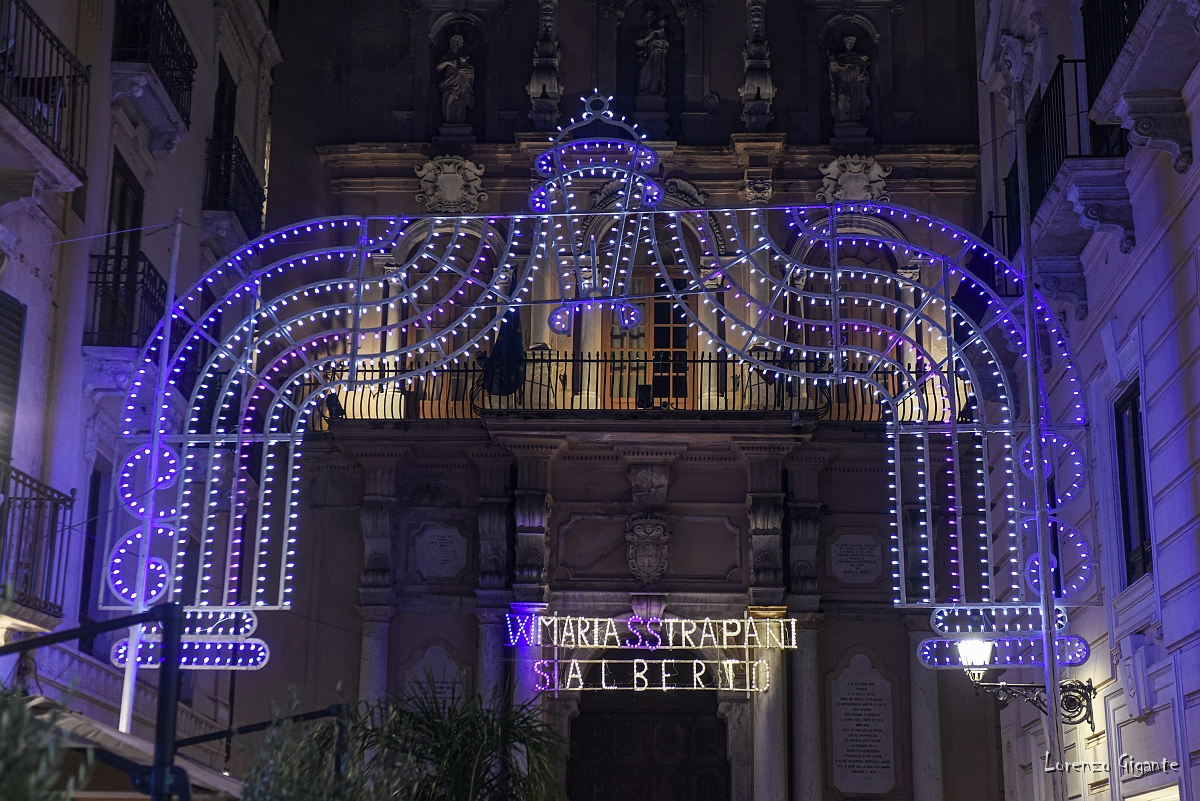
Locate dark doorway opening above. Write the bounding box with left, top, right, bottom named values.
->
left=566, top=657, right=729, bottom=801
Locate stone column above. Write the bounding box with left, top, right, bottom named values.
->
left=476, top=609, right=509, bottom=703
left=719, top=696, right=753, bottom=801
left=750, top=606, right=788, bottom=801
left=907, top=622, right=944, bottom=801
left=791, top=614, right=822, bottom=801
left=510, top=601, right=548, bottom=706
left=357, top=457, right=398, bottom=705
left=358, top=606, right=393, bottom=705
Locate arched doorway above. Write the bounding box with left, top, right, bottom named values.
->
left=566, top=655, right=730, bottom=801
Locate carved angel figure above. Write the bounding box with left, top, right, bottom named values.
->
left=829, top=34, right=870, bottom=124
left=438, top=34, right=475, bottom=125
left=636, top=11, right=670, bottom=96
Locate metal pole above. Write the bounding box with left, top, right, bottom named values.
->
left=1011, top=79, right=1068, bottom=801
left=151, top=602, right=183, bottom=801
left=120, top=208, right=184, bottom=733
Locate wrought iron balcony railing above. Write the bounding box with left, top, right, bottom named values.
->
left=292, top=350, right=974, bottom=429
left=1005, top=57, right=1129, bottom=253
left=0, top=459, right=73, bottom=619
left=203, top=137, right=265, bottom=239
left=84, top=252, right=166, bottom=349
left=112, top=0, right=197, bottom=126
left=1082, top=0, right=1147, bottom=105
left=0, top=0, right=90, bottom=177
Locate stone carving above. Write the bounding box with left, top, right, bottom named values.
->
left=636, top=10, right=670, bottom=97
left=437, top=34, right=475, bottom=126
left=829, top=35, right=870, bottom=126
left=626, top=513, right=671, bottom=583
left=527, top=0, right=563, bottom=131
left=628, top=462, right=671, bottom=505
left=1116, top=91, right=1193, bottom=174
left=816, top=155, right=891, bottom=202
left=1065, top=168, right=1135, bottom=254
left=1035, top=256, right=1089, bottom=321
left=663, top=178, right=708, bottom=208
left=741, top=176, right=773, bottom=205
left=590, top=179, right=625, bottom=210
left=415, top=157, right=488, bottom=213
left=739, top=0, right=775, bottom=132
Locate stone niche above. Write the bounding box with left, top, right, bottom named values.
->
left=555, top=513, right=741, bottom=583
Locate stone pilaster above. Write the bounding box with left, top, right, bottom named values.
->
left=526, top=0, right=563, bottom=131
left=357, top=455, right=398, bottom=705
left=906, top=618, right=944, bottom=801
left=750, top=606, right=788, bottom=801
left=475, top=608, right=509, bottom=703
left=719, top=695, right=753, bottom=801
left=467, top=446, right=513, bottom=588
left=739, top=0, right=775, bottom=132
left=791, top=613, right=822, bottom=801
left=734, top=441, right=793, bottom=605
left=505, top=442, right=562, bottom=603
left=785, top=449, right=833, bottom=596
left=510, top=601, right=548, bottom=706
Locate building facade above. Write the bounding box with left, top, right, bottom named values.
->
left=971, top=0, right=1200, bottom=799
left=0, top=0, right=276, bottom=795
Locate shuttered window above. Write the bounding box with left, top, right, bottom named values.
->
left=0, top=290, right=26, bottom=463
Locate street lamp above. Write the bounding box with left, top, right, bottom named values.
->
left=956, top=638, right=994, bottom=683
left=955, top=636, right=1098, bottom=731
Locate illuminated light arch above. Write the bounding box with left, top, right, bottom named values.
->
left=104, top=97, right=1090, bottom=667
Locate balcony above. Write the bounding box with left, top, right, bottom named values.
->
left=84, top=252, right=166, bottom=349
left=298, top=351, right=974, bottom=429
left=111, top=0, right=197, bottom=153
left=203, top=136, right=265, bottom=239
left=0, top=0, right=90, bottom=187
left=0, top=459, right=73, bottom=628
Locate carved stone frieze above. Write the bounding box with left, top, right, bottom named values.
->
left=1116, top=91, right=1193, bottom=174
left=816, top=155, right=890, bottom=202
left=415, top=156, right=488, bottom=213
left=626, top=513, right=671, bottom=583
left=628, top=463, right=672, bottom=506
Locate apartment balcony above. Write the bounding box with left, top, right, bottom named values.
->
left=203, top=136, right=265, bottom=240
left=0, top=459, right=74, bottom=631
left=111, top=0, right=197, bottom=153
left=0, top=0, right=90, bottom=190
left=84, top=252, right=166, bottom=349
left=1087, top=0, right=1196, bottom=173
left=1003, top=58, right=1133, bottom=320
left=300, top=350, right=975, bottom=429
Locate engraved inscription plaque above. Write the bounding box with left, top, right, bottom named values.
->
left=831, top=653, right=895, bottom=794
left=411, top=525, right=468, bottom=580
left=830, top=532, right=883, bottom=585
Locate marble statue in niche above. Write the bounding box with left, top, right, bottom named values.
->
left=438, top=34, right=475, bottom=125
left=828, top=34, right=870, bottom=126
left=636, top=9, right=670, bottom=97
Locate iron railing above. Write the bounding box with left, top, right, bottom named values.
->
left=0, top=0, right=90, bottom=177
left=0, top=459, right=73, bottom=618
left=84, top=252, right=166, bottom=348
left=298, top=351, right=974, bottom=427
left=1005, top=58, right=1128, bottom=253
left=1082, top=0, right=1147, bottom=105
left=112, top=0, right=197, bottom=126
left=203, top=137, right=265, bottom=238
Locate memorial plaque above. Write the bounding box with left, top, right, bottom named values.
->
left=411, top=525, right=468, bottom=580
left=831, top=653, right=895, bottom=794
left=404, top=645, right=461, bottom=699
left=830, top=532, right=883, bottom=585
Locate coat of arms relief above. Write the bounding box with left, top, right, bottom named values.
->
left=626, top=513, right=671, bottom=583
left=414, top=156, right=488, bottom=213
